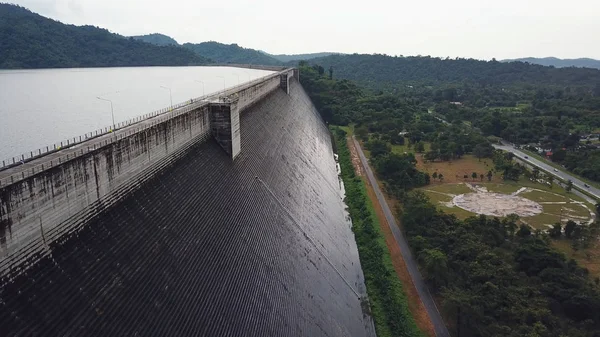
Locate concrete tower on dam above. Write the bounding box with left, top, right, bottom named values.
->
left=0, top=68, right=376, bottom=336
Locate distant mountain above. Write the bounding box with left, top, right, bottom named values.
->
left=183, top=42, right=281, bottom=66
left=265, top=52, right=341, bottom=63
left=131, top=33, right=178, bottom=46
left=501, top=57, right=600, bottom=69
left=306, top=54, right=600, bottom=88
left=0, top=4, right=209, bottom=69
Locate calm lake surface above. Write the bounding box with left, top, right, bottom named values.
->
left=0, top=66, right=274, bottom=161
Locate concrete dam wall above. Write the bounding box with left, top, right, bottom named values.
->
left=0, top=78, right=375, bottom=336
left=0, top=69, right=295, bottom=273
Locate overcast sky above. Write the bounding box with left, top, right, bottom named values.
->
left=14, top=0, right=600, bottom=60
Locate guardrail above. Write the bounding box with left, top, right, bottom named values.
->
left=0, top=70, right=285, bottom=173
left=0, top=69, right=292, bottom=187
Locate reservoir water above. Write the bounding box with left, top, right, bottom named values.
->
left=0, top=66, right=274, bottom=162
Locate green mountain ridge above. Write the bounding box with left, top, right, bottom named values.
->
left=502, top=57, right=600, bottom=69
left=129, top=33, right=339, bottom=65
left=0, top=4, right=209, bottom=69
left=131, top=33, right=178, bottom=46
left=182, top=42, right=281, bottom=66
left=263, top=52, right=341, bottom=63
left=305, top=53, right=600, bottom=88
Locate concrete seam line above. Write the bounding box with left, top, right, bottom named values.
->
left=255, top=176, right=360, bottom=298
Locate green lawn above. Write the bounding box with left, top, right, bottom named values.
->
left=391, top=140, right=430, bottom=155
left=480, top=183, right=522, bottom=194
left=525, top=213, right=560, bottom=230
left=422, top=190, right=453, bottom=203
left=521, top=190, right=568, bottom=203
left=423, top=183, right=472, bottom=195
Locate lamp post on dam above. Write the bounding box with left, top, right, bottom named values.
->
left=96, top=96, right=115, bottom=131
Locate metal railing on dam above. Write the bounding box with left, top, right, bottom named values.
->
left=0, top=68, right=297, bottom=273
left=0, top=78, right=376, bottom=337
left=0, top=69, right=292, bottom=176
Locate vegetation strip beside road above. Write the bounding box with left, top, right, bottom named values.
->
left=347, top=134, right=436, bottom=337
left=333, top=128, right=424, bottom=337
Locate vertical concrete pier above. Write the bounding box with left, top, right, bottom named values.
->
left=209, top=101, right=241, bottom=159
left=280, top=73, right=290, bottom=95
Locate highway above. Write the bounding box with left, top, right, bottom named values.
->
left=493, top=143, right=600, bottom=200
left=352, top=136, right=450, bottom=337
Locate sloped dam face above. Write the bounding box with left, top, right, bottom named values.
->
left=0, top=80, right=375, bottom=336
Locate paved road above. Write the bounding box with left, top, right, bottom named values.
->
left=352, top=136, right=450, bottom=337
left=493, top=143, right=600, bottom=200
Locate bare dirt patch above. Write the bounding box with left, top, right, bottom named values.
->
left=453, top=192, right=543, bottom=217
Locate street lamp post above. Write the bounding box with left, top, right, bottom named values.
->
left=96, top=96, right=115, bottom=130
left=160, top=85, right=173, bottom=109
left=195, top=80, right=205, bottom=96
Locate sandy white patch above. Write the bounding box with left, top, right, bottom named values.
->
left=453, top=192, right=543, bottom=217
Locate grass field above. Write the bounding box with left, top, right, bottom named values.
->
left=420, top=178, right=594, bottom=230
left=553, top=239, right=600, bottom=280
left=416, top=155, right=501, bottom=184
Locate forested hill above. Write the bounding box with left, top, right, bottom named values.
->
left=0, top=4, right=209, bottom=69
left=308, top=54, right=600, bottom=88
left=131, top=33, right=178, bottom=46
left=182, top=42, right=281, bottom=65
left=502, top=57, right=600, bottom=70
left=266, top=52, right=340, bottom=63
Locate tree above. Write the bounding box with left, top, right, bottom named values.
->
left=472, top=172, right=478, bottom=181
left=480, top=173, right=484, bottom=181
left=424, top=151, right=438, bottom=162
left=566, top=179, right=573, bottom=192
left=366, top=139, right=391, bottom=158
left=517, top=224, right=531, bottom=237
left=548, top=175, right=554, bottom=189
left=416, top=142, right=426, bottom=153
left=329, top=65, right=333, bottom=79
left=355, top=125, right=369, bottom=141
left=390, top=132, right=405, bottom=145
left=474, top=143, right=493, bottom=161
left=419, top=249, right=448, bottom=289
left=596, top=202, right=600, bottom=216
left=532, top=167, right=540, bottom=181
left=487, top=170, right=493, bottom=182
left=463, top=174, right=469, bottom=181
left=549, top=223, right=562, bottom=238
left=565, top=220, right=576, bottom=239
left=439, top=173, right=444, bottom=182
left=317, top=65, right=325, bottom=76
left=432, top=172, right=438, bottom=181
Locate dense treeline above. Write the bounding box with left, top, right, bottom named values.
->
left=402, top=192, right=600, bottom=337
left=300, top=63, right=496, bottom=165
left=332, top=127, right=423, bottom=337
left=0, top=4, right=209, bottom=69
left=182, top=42, right=281, bottom=66
left=310, top=54, right=600, bottom=88
left=307, top=59, right=600, bottom=336
left=302, top=53, right=600, bottom=182
left=131, top=33, right=178, bottom=46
